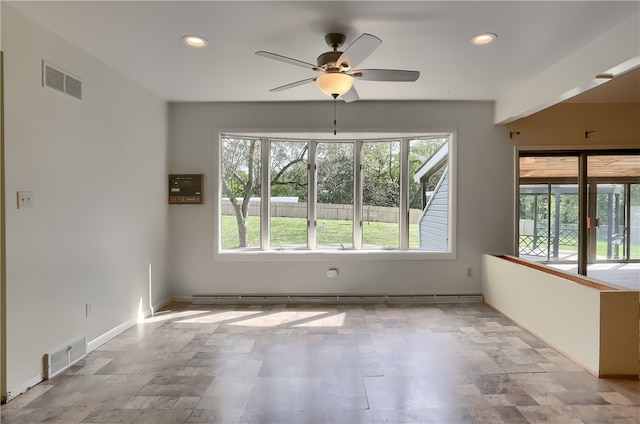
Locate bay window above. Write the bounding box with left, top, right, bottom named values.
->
left=219, top=133, right=453, bottom=255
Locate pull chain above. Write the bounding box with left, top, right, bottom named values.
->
left=332, top=94, right=338, bottom=135
left=334, top=98, right=337, bottom=135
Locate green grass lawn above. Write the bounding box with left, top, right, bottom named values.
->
left=222, top=216, right=419, bottom=249
left=593, top=241, right=639, bottom=258
left=223, top=216, right=639, bottom=256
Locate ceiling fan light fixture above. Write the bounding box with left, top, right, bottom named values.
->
left=317, top=72, right=354, bottom=97
left=471, top=33, right=497, bottom=46
left=182, top=35, right=208, bottom=48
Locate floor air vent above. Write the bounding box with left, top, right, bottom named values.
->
left=44, top=336, right=86, bottom=379
left=43, top=61, right=82, bottom=100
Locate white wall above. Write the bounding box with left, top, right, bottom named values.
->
left=2, top=5, right=170, bottom=398
left=482, top=254, right=639, bottom=376
left=168, top=101, right=514, bottom=297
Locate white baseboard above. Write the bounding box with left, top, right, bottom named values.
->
left=86, top=318, right=137, bottom=353
left=6, top=373, right=43, bottom=403
left=86, top=295, right=178, bottom=353
left=10, top=317, right=141, bottom=401
left=153, top=297, right=172, bottom=312
left=6, top=298, right=178, bottom=404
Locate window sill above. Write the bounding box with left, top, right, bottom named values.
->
left=214, top=249, right=456, bottom=262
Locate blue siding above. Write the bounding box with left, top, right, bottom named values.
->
left=419, top=168, right=449, bottom=251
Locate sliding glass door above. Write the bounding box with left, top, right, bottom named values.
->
left=587, top=154, right=640, bottom=263
left=592, top=183, right=626, bottom=262
left=590, top=182, right=640, bottom=262
left=518, top=151, right=639, bottom=274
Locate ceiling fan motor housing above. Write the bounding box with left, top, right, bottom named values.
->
left=317, top=51, right=344, bottom=69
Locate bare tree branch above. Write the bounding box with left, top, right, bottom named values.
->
left=271, top=157, right=306, bottom=184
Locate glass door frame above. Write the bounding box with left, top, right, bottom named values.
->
left=516, top=149, right=640, bottom=278
left=588, top=178, right=638, bottom=264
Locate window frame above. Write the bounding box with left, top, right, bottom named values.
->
left=216, top=131, right=457, bottom=262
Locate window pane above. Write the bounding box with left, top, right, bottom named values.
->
left=550, top=185, right=579, bottom=262
left=221, top=136, right=261, bottom=249
left=518, top=155, right=581, bottom=264
left=518, top=185, right=550, bottom=260
left=316, top=142, right=354, bottom=249
left=519, top=156, right=578, bottom=178
left=596, top=183, right=626, bottom=260
left=587, top=155, right=640, bottom=178
left=409, top=138, right=448, bottom=250
left=362, top=141, right=400, bottom=249
left=518, top=184, right=580, bottom=264
left=270, top=141, right=308, bottom=249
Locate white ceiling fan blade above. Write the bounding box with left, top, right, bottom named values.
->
left=341, top=85, right=359, bottom=103
left=352, top=69, right=420, bottom=82
left=336, top=33, right=382, bottom=69
left=256, top=51, right=319, bottom=70
left=269, top=77, right=317, bottom=92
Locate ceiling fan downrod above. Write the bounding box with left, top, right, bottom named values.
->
left=325, top=33, right=346, bottom=51
left=318, top=33, right=347, bottom=70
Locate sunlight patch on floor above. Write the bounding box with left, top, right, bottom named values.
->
left=144, top=309, right=210, bottom=323
left=177, top=310, right=263, bottom=324
left=229, top=310, right=331, bottom=327
left=294, top=312, right=346, bottom=327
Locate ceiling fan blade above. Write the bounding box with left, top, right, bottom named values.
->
left=256, top=51, right=319, bottom=70
left=336, top=33, right=382, bottom=69
left=269, top=77, right=317, bottom=92
left=352, top=69, right=420, bottom=82
left=341, top=85, right=359, bottom=103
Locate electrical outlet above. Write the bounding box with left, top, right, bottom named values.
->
left=86, top=302, right=92, bottom=317
left=466, top=267, right=473, bottom=278
left=17, top=191, right=33, bottom=209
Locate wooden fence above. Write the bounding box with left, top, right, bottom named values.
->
left=222, top=200, right=422, bottom=225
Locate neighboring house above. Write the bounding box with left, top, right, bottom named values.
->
left=413, top=144, right=449, bottom=251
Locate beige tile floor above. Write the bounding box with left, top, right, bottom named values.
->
left=1, top=302, right=639, bottom=423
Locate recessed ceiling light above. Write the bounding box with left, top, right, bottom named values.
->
left=471, top=33, right=497, bottom=46
left=182, top=35, right=208, bottom=48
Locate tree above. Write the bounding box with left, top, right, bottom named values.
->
left=317, top=143, right=354, bottom=205
left=222, top=137, right=308, bottom=248
left=221, top=137, right=261, bottom=248
left=363, top=141, right=400, bottom=207
left=270, top=141, right=308, bottom=200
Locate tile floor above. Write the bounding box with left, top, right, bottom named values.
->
left=1, top=302, right=639, bottom=423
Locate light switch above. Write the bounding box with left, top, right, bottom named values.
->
left=17, top=191, right=33, bottom=209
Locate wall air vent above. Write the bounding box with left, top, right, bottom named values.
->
left=43, top=61, right=82, bottom=100
left=43, top=336, right=86, bottom=379
left=64, top=74, right=82, bottom=100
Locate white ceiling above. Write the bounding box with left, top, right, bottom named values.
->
left=6, top=1, right=640, bottom=106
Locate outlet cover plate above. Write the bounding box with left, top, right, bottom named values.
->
left=17, top=191, right=33, bottom=209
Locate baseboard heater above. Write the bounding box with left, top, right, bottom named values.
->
left=192, top=294, right=483, bottom=305
left=43, top=336, right=86, bottom=379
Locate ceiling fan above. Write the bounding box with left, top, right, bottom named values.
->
left=256, top=33, right=420, bottom=102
